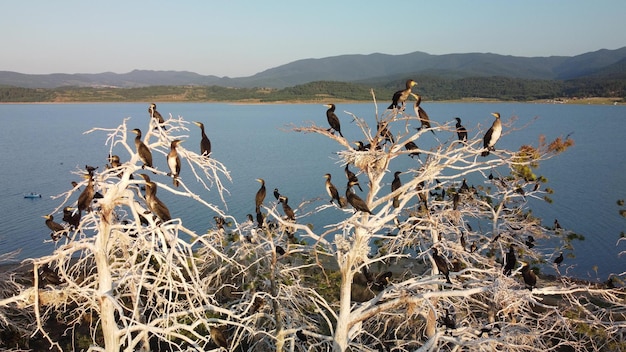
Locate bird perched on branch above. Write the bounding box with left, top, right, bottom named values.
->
left=148, top=103, right=165, bottom=126
left=388, top=79, right=417, bottom=110
left=193, top=121, right=211, bottom=158
left=481, top=112, right=502, bottom=157
left=139, top=174, right=171, bottom=223
left=503, top=244, right=517, bottom=276
left=346, top=180, right=371, bottom=214
left=324, top=173, right=342, bottom=206
left=411, top=93, right=435, bottom=134
left=554, top=252, right=564, bottom=266
left=455, top=117, right=468, bottom=141
left=43, top=214, right=66, bottom=241
left=279, top=196, right=296, bottom=221
left=431, top=247, right=452, bottom=284
left=404, top=140, right=420, bottom=158
left=344, top=165, right=362, bottom=192
left=255, top=178, right=266, bottom=213
left=167, top=139, right=182, bottom=187
left=324, top=104, right=344, bottom=137
left=520, top=261, right=537, bottom=290
left=391, top=171, right=402, bottom=208
left=77, top=174, right=95, bottom=214
left=131, top=128, right=153, bottom=170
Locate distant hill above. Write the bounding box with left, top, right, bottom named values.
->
left=2, top=47, right=626, bottom=90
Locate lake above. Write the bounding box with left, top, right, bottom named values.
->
left=0, top=102, right=624, bottom=281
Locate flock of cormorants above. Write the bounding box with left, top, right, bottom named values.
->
left=43, top=81, right=546, bottom=298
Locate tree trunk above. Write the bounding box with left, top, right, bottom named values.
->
left=95, top=209, right=120, bottom=351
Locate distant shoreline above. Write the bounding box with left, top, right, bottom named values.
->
left=0, top=97, right=622, bottom=105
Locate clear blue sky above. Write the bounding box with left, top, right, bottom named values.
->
left=3, top=0, right=624, bottom=77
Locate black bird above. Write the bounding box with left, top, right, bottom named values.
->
left=131, top=128, right=153, bottom=170
left=372, top=271, right=393, bottom=291
left=77, top=174, right=95, bottom=214
left=404, top=140, right=420, bottom=158
left=193, top=121, right=212, bottom=158
left=554, top=218, right=562, bottom=230
left=167, top=139, right=182, bottom=187
left=256, top=211, right=265, bottom=228
left=85, top=165, right=98, bottom=176
left=520, top=261, right=537, bottom=290
left=139, top=174, right=171, bottom=222
left=455, top=117, right=468, bottom=141
left=377, top=121, right=395, bottom=144
left=481, top=112, right=502, bottom=157
left=344, top=165, right=362, bottom=192
left=276, top=245, right=286, bottom=256
left=255, top=178, right=266, bottom=213
left=62, top=206, right=80, bottom=230
left=460, top=231, right=467, bottom=250
left=525, top=235, right=535, bottom=249
left=209, top=326, right=228, bottom=349
left=431, top=247, right=452, bottom=284
left=324, top=104, right=344, bottom=137
left=388, top=79, right=417, bottom=110
left=148, top=103, right=165, bottom=125
left=324, top=173, right=342, bottom=205
left=346, top=180, right=372, bottom=214
left=214, top=216, right=226, bottom=230
left=503, top=244, right=516, bottom=276
left=273, top=188, right=281, bottom=200
left=470, top=241, right=477, bottom=253
left=296, top=330, right=308, bottom=342
left=554, top=252, right=564, bottom=266
left=452, top=192, right=460, bottom=210
left=43, top=214, right=66, bottom=241
left=279, top=196, right=296, bottom=221
left=411, top=93, right=435, bottom=134
left=439, top=307, right=456, bottom=330
left=391, top=171, right=402, bottom=208
left=354, top=140, right=372, bottom=151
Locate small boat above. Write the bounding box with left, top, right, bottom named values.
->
left=24, top=193, right=42, bottom=198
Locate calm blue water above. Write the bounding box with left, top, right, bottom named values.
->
left=0, top=102, right=624, bottom=281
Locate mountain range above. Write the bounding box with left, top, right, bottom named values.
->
left=1, top=47, right=626, bottom=90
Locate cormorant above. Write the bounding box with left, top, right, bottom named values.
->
left=77, top=174, right=95, bottom=214
left=481, top=112, right=502, bottom=157
left=279, top=196, right=296, bottom=221
left=255, top=178, right=266, bottom=213
left=452, top=192, right=460, bottom=210
left=62, top=206, right=80, bottom=230
left=520, top=261, right=537, bottom=290
left=391, top=171, right=402, bottom=208
left=139, top=174, right=172, bottom=222
left=193, top=121, right=211, bottom=158
left=85, top=165, right=98, bottom=176
left=377, top=121, right=395, bottom=144
left=276, top=245, right=286, bottom=256
left=324, top=104, right=344, bottom=137
left=214, top=216, right=226, bottom=230
left=209, top=326, right=228, bottom=349
left=43, top=215, right=65, bottom=241
left=503, top=244, right=516, bottom=276
left=324, top=173, right=341, bottom=205
left=525, top=235, right=535, bottom=249
left=460, top=231, right=467, bottom=250
left=388, top=79, right=417, bottom=110
left=460, top=178, right=470, bottom=193
left=346, top=180, right=372, bottom=214
left=455, top=117, right=468, bottom=141
left=256, top=211, right=265, bottom=228
left=167, top=139, right=182, bottom=187
left=296, top=330, right=308, bottom=342
left=354, top=140, right=372, bottom=151
left=271, top=188, right=280, bottom=201
left=554, top=252, right=564, bottom=266
left=470, top=241, right=477, bottom=253
left=344, top=165, right=362, bottom=192
left=148, top=103, right=165, bottom=126
left=439, top=307, right=456, bottom=330
left=131, top=129, right=153, bottom=170
left=554, top=218, right=562, bottom=230
left=404, top=140, right=420, bottom=158
left=431, top=247, right=452, bottom=284
left=411, top=93, right=435, bottom=134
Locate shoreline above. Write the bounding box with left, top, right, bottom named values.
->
left=0, top=97, right=622, bottom=105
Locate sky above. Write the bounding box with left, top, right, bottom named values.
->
left=2, top=0, right=625, bottom=77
